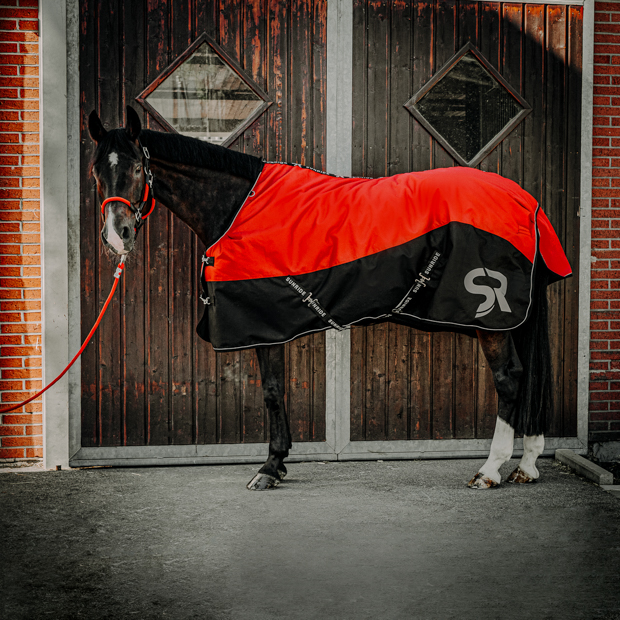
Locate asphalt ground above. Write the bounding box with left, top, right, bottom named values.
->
left=1, top=457, right=619, bottom=620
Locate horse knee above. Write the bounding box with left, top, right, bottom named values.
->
left=261, top=377, right=283, bottom=409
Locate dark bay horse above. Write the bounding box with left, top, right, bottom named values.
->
left=88, top=106, right=567, bottom=490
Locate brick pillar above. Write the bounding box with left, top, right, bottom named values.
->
left=0, top=0, right=42, bottom=462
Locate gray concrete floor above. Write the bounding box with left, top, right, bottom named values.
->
left=1, top=457, right=619, bottom=620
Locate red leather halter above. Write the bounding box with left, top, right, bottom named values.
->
left=100, top=142, right=156, bottom=232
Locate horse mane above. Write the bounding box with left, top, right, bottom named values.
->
left=139, top=130, right=263, bottom=181
left=90, top=128, right=263, bottom=182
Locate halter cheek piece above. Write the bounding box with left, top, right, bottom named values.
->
left=100, top=141, right=156, bottom=233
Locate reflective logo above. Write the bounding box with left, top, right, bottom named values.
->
left=463, top=268, right=512, bottom=318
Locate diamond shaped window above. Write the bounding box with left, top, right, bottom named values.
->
left=137, top=33, right=271, bottom=146
left=405, top=43, right=530, bottom=167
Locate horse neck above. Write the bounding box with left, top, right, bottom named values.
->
left=136, top=130, right=260, bottom=247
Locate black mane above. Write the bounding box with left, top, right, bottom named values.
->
left=139, top=130, right=263, bottom=181
left=91, top=128, right=263, bottom=182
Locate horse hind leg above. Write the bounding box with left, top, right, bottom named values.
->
left=247, top=344, right=292, bottom=491
left=468, top=330, right=522, bottom=489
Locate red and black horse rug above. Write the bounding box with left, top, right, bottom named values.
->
left=197, top=164, right=571, bottom=351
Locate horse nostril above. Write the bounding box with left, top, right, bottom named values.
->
left=121, top=226, right=132, bottom=241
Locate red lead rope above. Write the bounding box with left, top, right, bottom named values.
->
left=0, top=257, right=126, bottom=415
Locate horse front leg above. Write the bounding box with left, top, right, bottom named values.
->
left=246, top=344, right=292, bottom=490
left=469, top=330, right=522, bottom=489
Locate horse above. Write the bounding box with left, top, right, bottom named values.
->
left=87, top=106, right=570, bottom=491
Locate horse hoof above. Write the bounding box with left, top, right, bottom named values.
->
left=247, top=473, right=280, bottom=491
left=507, top=467, right=536, bottom=484
left=277, top=467, right=287, bottom=480
left=467, top=473, right=499, bottom=489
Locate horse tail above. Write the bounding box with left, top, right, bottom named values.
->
left=510, top=259, right=553, bottom=437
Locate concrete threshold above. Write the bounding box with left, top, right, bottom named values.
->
left=555, top=449, right=614, bottom=485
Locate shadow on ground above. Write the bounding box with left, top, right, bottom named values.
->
left=1, top=458, right=619, bottom=620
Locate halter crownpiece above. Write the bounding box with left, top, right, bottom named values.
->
left=100, top=141, right=156, bottom=232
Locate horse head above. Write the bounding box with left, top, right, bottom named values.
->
left=88, top=106, right=153, bottom=256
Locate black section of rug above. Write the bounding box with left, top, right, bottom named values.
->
left=197, top=222, right=535, bottom=351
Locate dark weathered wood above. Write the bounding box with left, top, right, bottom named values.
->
left=79, top=0, right=99, bottom=447
left=546, top=5, right=567, bottom=438
left=169, top=3, right=196, bottom=444
left=97, top=0, right=123, bottom=447
left=479, top=2, right=501, bottom=174
left=121, top=0, right=148, bottom=446
left=145, top=0, right=172, bottom=445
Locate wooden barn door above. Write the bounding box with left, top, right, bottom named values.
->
left=346, top=0, right=582, bottom=453
left=76, top=1, right=331, bottom=464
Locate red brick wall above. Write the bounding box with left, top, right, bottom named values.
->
left=591, top=2, right=620, bottom=443
left=0, top=0, right=41, bottom=462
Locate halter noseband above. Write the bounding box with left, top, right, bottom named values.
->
left=100, top=141, right=156, bottom=233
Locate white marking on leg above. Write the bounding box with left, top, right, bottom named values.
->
left=519, top=434, right=544, bottom=479
left=108, top=152, right=119, bottom=167
left=104, top=211, right=126, bottom=254
left=478, top=417, right=515, bottom=484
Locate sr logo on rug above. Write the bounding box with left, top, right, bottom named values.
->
left=464, top=268, right=512, bottom=318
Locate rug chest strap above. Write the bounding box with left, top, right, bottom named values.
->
left=285, top=276, right=345, bottom=331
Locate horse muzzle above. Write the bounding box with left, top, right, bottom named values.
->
left=101, top=205, right=136, bottom=255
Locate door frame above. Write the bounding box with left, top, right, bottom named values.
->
left=41, top=0, right=592, bottom=469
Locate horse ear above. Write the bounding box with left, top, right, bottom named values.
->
left=88, top=111, right=107, bottom=143
left=125, top=106, right=142, bottom=142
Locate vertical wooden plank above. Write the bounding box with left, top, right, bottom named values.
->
left=406, top=0, right=434, bottom=439
left=350, top=327, right=366, bottom=440
left=452, top=2, right=478, bottom=439
left=286, top=0, right=313, bottom=442
left=432, top=0, right=457, bottom=169
left=546, top=5, right=567, bottom=437
left=145, top=0, right=171, bottom=445
left=351, top=0, right=367, bottom=177
left=97, top=0, right=123, bottom=446
left=365, top=324, right=388, bottom=440
left=523, top=4, right=544, bottom=203
left=479, top=2, right=501, bottom=174
left=430, top=0, right=458, bottom=439
left=80, top=0, right=99, bottom=446
left=475, top=338, right=498, bottom=438
left=365, top=0, right=389, bottom=180
left=501, top=3, right=524, bottom=187
left=385, top=0, right=412, bottom=441
left=350, top=0, right=367, bottom=440
left=386, top=324, right=409, bottom=440
left=193, top=0, right=220, bottom=446
left=168, top=2, right=196, bottom=444
left=411, top=0, right=433, bottom=172
left=120, top=1, right=147, bottom=446
left=409, top=330, right=432, bottom=439
left=309, top=0, right=328, bottom=442
left=310, top=331, right=326, bottom=441
left=243, top=0, right=268, bottom=158
left=267, top=0, right=288, bottom=162
left=312, top=0, right=327, bottom=172
left=562, top=6, right=583, bottom=436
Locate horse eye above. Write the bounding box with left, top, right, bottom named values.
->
left=134, top=166, right=142, bottom=176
